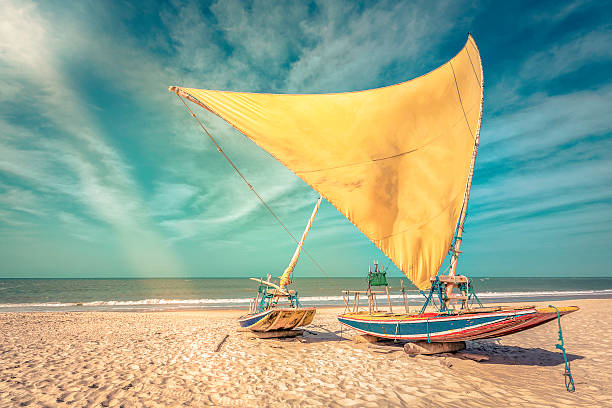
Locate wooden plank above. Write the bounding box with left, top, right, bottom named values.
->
left=343, top=290, right=387, bottom=294
left=435, top=275, right=469, bottom=284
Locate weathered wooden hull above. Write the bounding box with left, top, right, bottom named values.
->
left=337, top=306, right=578, bottom=342
left=238, top=307, right=316, bottom=332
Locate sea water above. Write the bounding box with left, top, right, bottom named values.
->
left=1, top=277, right=611, bottom=312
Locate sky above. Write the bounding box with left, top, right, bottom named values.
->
left=0, top=0, right=611, bottom=279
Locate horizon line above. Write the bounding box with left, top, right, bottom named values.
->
left=1, top=276, right=610, bottom=280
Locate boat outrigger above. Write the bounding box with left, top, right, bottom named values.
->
left=170, top=33, right=576, bottom=343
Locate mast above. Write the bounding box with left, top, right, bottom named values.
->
left=446, top=37, right=484, bottom=297
left=279, top=196, right=323, bottom=289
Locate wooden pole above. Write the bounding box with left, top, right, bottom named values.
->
left=401, top=280, right=409, bottom=313
left=386, top=285, right=393, bottom=313
left=214, top=334, right=230, bottom=352
left=446, top=48, right=484, bottom=303
left=253, top=293, right=260, bottom=313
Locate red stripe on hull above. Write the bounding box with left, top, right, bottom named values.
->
left=338, top=306, right=578, bottom=342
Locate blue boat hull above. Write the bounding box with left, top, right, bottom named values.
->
left=338, top=306, right=578, bottom=341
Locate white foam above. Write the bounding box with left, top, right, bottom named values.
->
left=0, top=289, right=610, bottom=310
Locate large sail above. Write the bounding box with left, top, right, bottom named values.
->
left=171, top=35, right=483, bottom=289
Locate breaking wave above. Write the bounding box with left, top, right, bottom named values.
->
left=0, top=289, right=611, bottom=311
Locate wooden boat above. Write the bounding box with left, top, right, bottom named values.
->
left=237, top=197, right=322, bottom=332
left=238, top=307, right=316, bottom=332
left=170, top=34, right=577, bottom=343
left=338, top=305, right=578, bottom=342
left=338, top=267, right=578, bottom=341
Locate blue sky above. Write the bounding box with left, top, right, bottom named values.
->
left=0, top=0, right=610, bottom=279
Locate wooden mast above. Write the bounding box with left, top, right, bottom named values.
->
left=445, top=36, right=484, bottom=302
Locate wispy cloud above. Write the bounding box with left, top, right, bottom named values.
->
left=520, top=28, right=612, bottom=81
left=482, top=84, right=612, bottom=160
left=469, top=86, right=612, bottom=265
left=0, top=0, right=182, bottom=275
left=286, top=0, right=466, bottom=92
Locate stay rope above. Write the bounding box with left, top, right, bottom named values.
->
left=549, top=305, right=575, bottom=392
left=393, top=314, right=409, bottom=342
left=176, top=94, right=331, bottom=280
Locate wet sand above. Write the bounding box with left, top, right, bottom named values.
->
left=0, top=299, right=609, bottom=407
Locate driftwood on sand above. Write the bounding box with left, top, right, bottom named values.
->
left=214, top=334, right=230, bottom=352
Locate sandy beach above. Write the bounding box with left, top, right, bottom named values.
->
left=0, top=299, right=610, bottom=407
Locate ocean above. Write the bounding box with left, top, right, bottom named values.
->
left=0, top=277, right=611, bottom=312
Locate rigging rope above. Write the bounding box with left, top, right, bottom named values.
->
left=176, top=94, right=331, bottom=280
left=449, top=61, right=475, bottom=141
left=393, top=314, right=409, bottom=342
left=445, top=57, right=482, bottom=282
left=464, top=40, right=481, bottom=86
left=549, top=305, right=575, bottom=392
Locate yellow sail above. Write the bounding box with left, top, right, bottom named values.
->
left=171, top=35, right=483, bottom=289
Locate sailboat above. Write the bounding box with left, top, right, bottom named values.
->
left=237, top=197, right=320, bottom=332
left=170, top=34, right=577, bottom=342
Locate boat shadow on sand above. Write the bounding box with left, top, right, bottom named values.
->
left=297, top=325, right=345, bottom=343
left=295, top=330, right=584, bottom=367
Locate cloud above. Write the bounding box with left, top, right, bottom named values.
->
left=470, top=83, right=612, bottom=248
left=471, top=156, right=612, bottom=223
left=0, top=0, right=182, bottom=275
left=482, top=84, right=612, bottom=160
left=0, top=184, right=45, bottom=217
left=286, top=0, right=465, bottom=92
left=150, top=182, right=200, bottom=217
left=158, top=169, right=310, bottom=241
left=56, top=211, right=107, bottom=242
left=520, top=28, right=612, bottom=81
